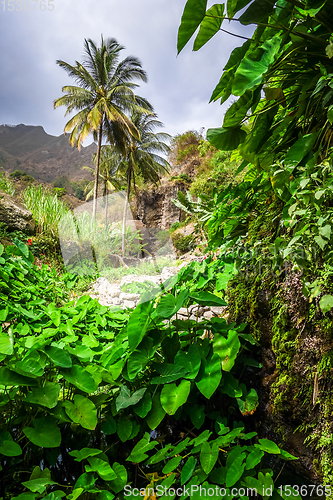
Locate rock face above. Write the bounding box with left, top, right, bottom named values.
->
left=0, top=192, right=36, bottom=235
left=135, top=181, right=187, bottom=230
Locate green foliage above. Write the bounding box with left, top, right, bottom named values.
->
left=178, top=0, right=333, bottom=169
left=9, top=170, right=35, bottom=182
left=190, top=150, right=245, bottom=196
left=22, top=185, right=69, bottom=241
left=170, top=173, right=192, bottom=183
left=0, top=241, right=295, bottom=498
left=0, top=171, right=15, bottom=195
left=171, top=233, right=196, bottom=254
left=170, top=130, right=202, bottom=164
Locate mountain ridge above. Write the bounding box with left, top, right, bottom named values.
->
left=0, top=124, right=96, bottom=183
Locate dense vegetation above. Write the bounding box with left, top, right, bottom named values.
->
left=2, top=0, right=333, bottom=497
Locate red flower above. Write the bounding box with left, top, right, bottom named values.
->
left=27, top=239, right=32, bottom=246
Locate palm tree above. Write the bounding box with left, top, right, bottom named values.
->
left=54, top=36, right=150, bottom=218
left=119, top=112, right=171, bottom=255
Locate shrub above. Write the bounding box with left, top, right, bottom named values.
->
left=9, top=170, right=34, bottom=182
left=0, top=171, right=15, bottom=195
left=169, top=130, right=202, bottom=164
left=190, top=150, right=244, bottom=196
left=172, top=233, right=196, bottom=254
left=170, top=173, right=192, bottom=183
left=21, top=185, right=69, bottom=241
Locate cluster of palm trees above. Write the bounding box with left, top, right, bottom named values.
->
left=54, top=36, right=170, bottom=254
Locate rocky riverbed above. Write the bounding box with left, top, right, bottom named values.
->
left=88, top=263, right=227, bottom=321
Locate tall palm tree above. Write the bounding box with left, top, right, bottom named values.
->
left=119, top=112, right=171, bottom=255
left=54, top=36, right=150, bottom=218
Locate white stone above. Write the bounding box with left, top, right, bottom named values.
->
left=204, top=311, right=213, bottom=320
left=119, top=292, right=141, bottom=301
left=123, top=300, right=136, bottom=309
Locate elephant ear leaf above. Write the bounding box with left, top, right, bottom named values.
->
left=207, top=127, right=247, bottom=151
left=178, top=0, right=208, bottom=54
left=194, top=4, right=225, bottom=51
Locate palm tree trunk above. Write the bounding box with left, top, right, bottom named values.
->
left=105, top=185, right=108, bottom=230
left=122, top=168, right=131, bottom=256
left=92, top=117, right=104, bottom=220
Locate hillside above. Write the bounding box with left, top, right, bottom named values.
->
left=0, top=124, right=96, bottom=183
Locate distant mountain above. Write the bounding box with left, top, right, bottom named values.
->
left=0, top=124, right=96, bottom=183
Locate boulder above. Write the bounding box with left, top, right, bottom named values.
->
left=0, top=192, right=36, bottom=235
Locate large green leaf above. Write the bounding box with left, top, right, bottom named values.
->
left=319, top=294, right=333, bottom=314
left=86, top=457, right=117, bottom=481
left=255, top=438, right=281, bottom=454
left=0, top=367, right=38, bottom=386
left=108, top=462, right=128, bottom=494
left=207, top=127, right=247, bottom=151
left=196, top=354, right=222, bottom=398
left=64, top=395, right=97, bottom=430
left=239, top=0, right=275, bottom=25
left=69, top=448, right=103, bottom=462
left=189, top=291, right=227, bottom=306
left=116, top=386, right=146, bottom=411
left=232, top=35, right=282, bottom=96
left=61, top=365, right=97, bottom=393
left=162, top=456, right=182, bottom=474
left=155, top=290, right=188, bottom=319
left=126, top=433, right=157, bottom=463
left=177, top=0, right=208, bottom=54
left=151, top=363, right=187, bottom=384
left=200, top=441, right=219, bottom=474
left=16, top=351, right=45, bottom=378
left=181, top=456, right=197, bottom=485
left=225, top=452, right=246, bottom=487
left=127, top=301, right=152, bottom=351
left=223, top=90, right=253, bottom=128
left=193, top=4, right=225, bottom=51
left=0, top=331, right=13, bottom=355
left=134, top=392, right=152, bottom=418
left=227, top=0, right=252, bottom=18
left=45, top=345, right=72, bottom=368
left=22, top=478, right=57, bottom=494
left=146, top=394, right=166, bottom=429
left=285, top=133, right=318, bottom=168
left=23, top=417, right=61, bottom=448
left=25, top=382, right=60, bottom=409
left=117, top=419, right=133, bottom=442
left=160, top=380, right=191, bottom=415
left=174, top=344, right=201, bottom=379
left=0, top=431, right=22, bottom=456
left=127, top=337, right=155, bottom=379
left=213, top=330, right=241, bottom=371
left=245, top=448, right=264, bottom=470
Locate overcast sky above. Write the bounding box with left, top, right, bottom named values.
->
left=0, top=0, right=253, bottom=143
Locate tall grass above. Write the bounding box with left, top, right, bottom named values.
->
left=0, top=172, right=15, bottom=196
left=21, top=185, right=69, bottom=238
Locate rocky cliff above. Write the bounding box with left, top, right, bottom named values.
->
left=135, top=180, right=187, bottom=230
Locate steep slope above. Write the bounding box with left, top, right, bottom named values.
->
left=0, top=124, right=96, bottom=182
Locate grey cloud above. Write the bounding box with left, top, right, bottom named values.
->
left=0, top=0, right=253, bottom=141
